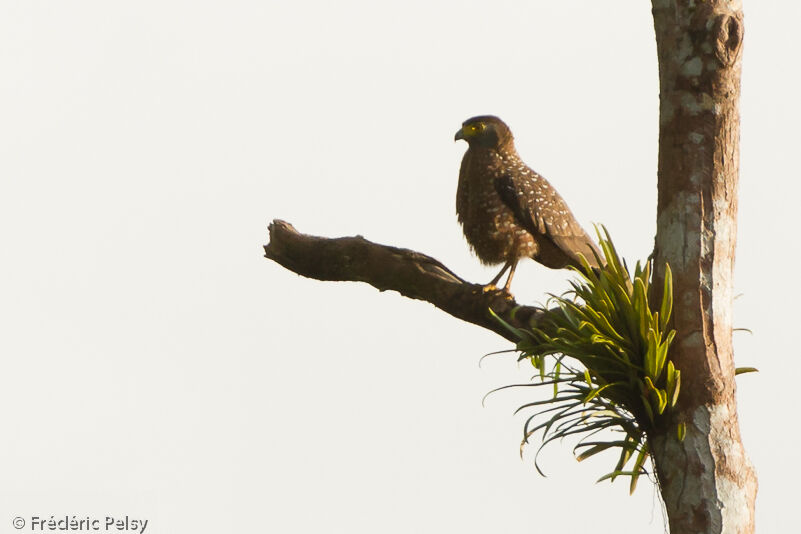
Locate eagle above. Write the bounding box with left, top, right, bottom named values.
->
left=455, top=115, right=603, bottom=292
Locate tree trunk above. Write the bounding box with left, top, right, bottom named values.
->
left=650, top=1, right=757, bottom=532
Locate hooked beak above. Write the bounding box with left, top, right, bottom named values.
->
left=454, top=127, right=464, bottom=141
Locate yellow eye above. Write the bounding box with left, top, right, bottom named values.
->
left=468, top=122, right=485, bottom=134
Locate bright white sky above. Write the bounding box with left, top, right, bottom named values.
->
left=1, top=1, right=799, bottom=533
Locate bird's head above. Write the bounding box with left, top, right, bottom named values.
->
left=454, top=115, right=514, bottom=150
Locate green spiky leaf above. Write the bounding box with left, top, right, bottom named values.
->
left=659, top=264, right=673, bottom=330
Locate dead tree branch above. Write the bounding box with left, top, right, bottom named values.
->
left=264, top=219, right=545, bottom=342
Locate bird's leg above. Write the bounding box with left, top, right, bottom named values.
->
left=502, top=258, right=519, bottom=293
left=483, top=260, right=512, bottom=293
left=487, top=261, right=511, bottom=287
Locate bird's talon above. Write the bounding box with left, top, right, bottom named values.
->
left=480, top=284, right=513, bottom=299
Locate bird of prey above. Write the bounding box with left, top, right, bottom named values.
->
left=455, top=115, right=603, bottom=292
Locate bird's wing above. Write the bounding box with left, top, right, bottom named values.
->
left=456, top=154, right=471, bottom=224
left=494, top=171, right=604, bottom=269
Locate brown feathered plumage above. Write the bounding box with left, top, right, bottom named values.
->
left=455, top=115, right=603, bottom=291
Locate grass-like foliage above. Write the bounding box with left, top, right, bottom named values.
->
left=492, top=227, right=681, bottom=494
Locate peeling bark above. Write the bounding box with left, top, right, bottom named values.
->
left=650, top=1, right=756, bottom=532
